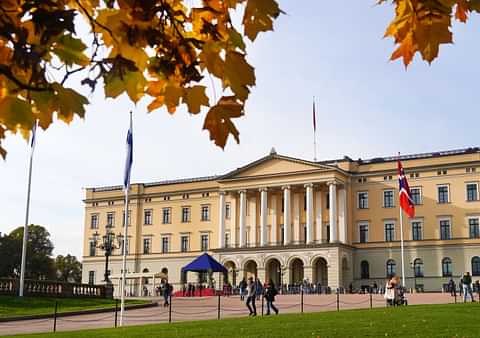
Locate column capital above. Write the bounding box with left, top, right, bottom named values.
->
left=259, top=187, right=268, bottom=192
left=327, top=180, right=337, bottom=186
left=219, top=191, right=226, bottom=196
left=304, top=183, right=314, bottom=189
left=281, top=185, right=291, bottom=190
left=238, top=189, right=247, bottom=194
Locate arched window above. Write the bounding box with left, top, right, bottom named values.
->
left=472, top=256, right=480, bottom=276
left=360, top=261, right=369, bottom=279
left=386, top=259, right=396, bottom=277
left=413, top=258, right=424, bottom=277
left=442, top=258, right=452, bottom=277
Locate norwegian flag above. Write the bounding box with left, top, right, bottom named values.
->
left=398, top=160, right=415, bottom=218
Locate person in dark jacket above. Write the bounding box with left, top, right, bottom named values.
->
left=448, top=278, right=456, bottom=297
left=264, top=279, right=279, bottom=315
left=461, top=272, right=475, bottom=302
left=245, top=277, right=257, bottom=316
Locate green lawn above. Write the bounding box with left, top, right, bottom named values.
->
left=9, top=303, right=480, bottom=338
left=0, top=296, right=147, bottom=319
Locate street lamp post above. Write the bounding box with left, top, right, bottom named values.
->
left=93, top=229, right=117, bottom=285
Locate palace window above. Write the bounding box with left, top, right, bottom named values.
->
left=437, top=185, right=449, bottom=204
left=225, top=233, right=230, bottom=248
left=412, top=221, right=423, bottom=241
left=182, top=207, right=191, bottom=223
left=225, top=203, right=231, bottom=219
left=122, top=210, right=131, bottom=227
left=144, top=209, right=153, bottom=225
left=472, top=256, right=480, bottom=276
left=161, top=237, right=169, bottom=253
left=383, top=190, right=394, bottom=208
left=469, top=218, right=480, bottom=239
left=413, top=258, right=424, bottom=277
left=386, top=259, right=396, bottom=277
left=181, top=236, right=189, bottom=252
left=360, top=261, right=369, bottom=279
left=440, top=220, right=451, bottom=240
left=442, top=257, right=452, bottom=277
left=201, top=234, right=209, bottom=251
left=89, top=240, right=96, bottom=257
left=143, top=238, right=151, bottom=254
left=88, top=271, right=95, bottom=285
left=358, top=192, right=368, bottom=209
left=106, top=212, right=115, bottom=228
left=90, top=214, right=99, bottom=229
left=162, top=208, right=171, bottom=224
left=359, top=223, right=368, bottom=243
left=411, top=187, right=422, bottom=205
left=466, top=183, right=478, bottom=201
left=385, top=222, right=395, bottom=242
left=201, top=205, right=210, bottom=221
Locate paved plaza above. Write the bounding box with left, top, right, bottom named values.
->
left=0, top=293, right=462, bottom=336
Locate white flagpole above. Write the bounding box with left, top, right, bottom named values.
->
left=19, top=120, right=38, bottom=297
left=313, top=96, right=317, bottom=162
left=120, top=112, right=133, bottom=326
left=119, top=186, right=129, bottom=326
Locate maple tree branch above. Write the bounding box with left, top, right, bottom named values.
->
left=0, top=65, right=50, bottom=92
left=61, top=66, right=86, bottom=85
left=73, top=0, right=118, bottom=44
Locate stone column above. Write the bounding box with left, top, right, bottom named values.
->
left=283, top=186, right=291, bottom=245
left=305, top=184, right=314, bottom=244
left=271, top=194, right=277, bottom=245
left=293, top=192, right=300, bottom=243
left=218, top=191, right=226, bottom=248
left=328, top=182, right=338, bottom=242
left=338, top=187, right=347, bottom=244
left=249, top=196, right=257, bottom=246
left=315, top=190, right=323, bottom=243
left=239, top=190, right=247, bottom=247
left=260, top=188, right=268, bottom=246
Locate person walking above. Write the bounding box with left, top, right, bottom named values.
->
left=448, top=278, right=456, bottom=297
left=264, top=279, right=279, bottom=315
left=162, top=280, right=172, bottom=307
left=255, top=278, right=263, bottom=301
left=461, top=272, right=475, bottom=302
left=384, top=275, right=396, bottom=306
left=245, top=277, right=257, bottom=316
left=239, top=278, right=247, bottom=301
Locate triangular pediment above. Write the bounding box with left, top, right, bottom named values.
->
left=220, top=154, right=335, bottom=180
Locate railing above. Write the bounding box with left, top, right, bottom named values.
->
left=0, top=278, right=111, bottom=298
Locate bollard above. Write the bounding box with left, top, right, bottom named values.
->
left=114, top=299, right=118, bottom=328
left=301, top=290, right=304, bottom=313
left=53, top=301, right=58, bottom=333
left=217, top=294, right=221, bottom=320
left=369, top=292, right=373, bottom=309
left=336, top=290, right=339, bottom=312
left=261, top=295, right=264, bottom=316
left=454, top=292, right=457, bottom=304
left=168, top=295, right=172, bottom=323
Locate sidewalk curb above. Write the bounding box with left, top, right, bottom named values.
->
left=0, top=302, right=158, bottom=322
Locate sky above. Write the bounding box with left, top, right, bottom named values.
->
left=1, top=1, right=480, bottom=258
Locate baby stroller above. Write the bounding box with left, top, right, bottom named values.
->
left=395, top=287, right=408, bottom=306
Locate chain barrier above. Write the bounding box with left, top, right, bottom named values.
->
left=303, top=301, right=337, bottom=308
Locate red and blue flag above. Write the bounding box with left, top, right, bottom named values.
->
left=398, top=160, right=415, bottom=218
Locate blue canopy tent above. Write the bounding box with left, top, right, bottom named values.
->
left=182, top=253, right=227, bottom=292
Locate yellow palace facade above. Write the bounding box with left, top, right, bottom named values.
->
left=82, top=148, right=480, bottom=292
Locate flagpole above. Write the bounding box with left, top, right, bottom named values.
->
left=120, top=112, right=133, bottom=326
left=313, top=96, right=317, bottom=161
left=398, top=152, right=406, bottom=287
left=19, top=120, right=38, bottom=297
left=119, top=185, right=129, bottom=326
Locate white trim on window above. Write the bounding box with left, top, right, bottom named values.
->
left=410, top=186, right=423, bottom=205
left=465, top=181, right=479, bottom=202
left=383, top=189, right=395, bottom=208
left=357, top=191, right=369, bottom=209
left=358, top=222, right=369, bottom=243
left=437, top=184, right=450, bottom=204
left=384, top=220, right=396, bottom=242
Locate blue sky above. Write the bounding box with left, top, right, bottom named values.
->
left=1, top=1, right=480, bottom=257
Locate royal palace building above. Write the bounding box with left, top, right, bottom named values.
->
left=82, top=147, right=480, bottom=293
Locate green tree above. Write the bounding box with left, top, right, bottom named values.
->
left=55, top=254, right=82, bottom=283
left=1, top=225, right=55, bottom=280
left=0, top=0, right=283, bottom=158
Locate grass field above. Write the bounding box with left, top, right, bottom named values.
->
left=0, top=296, right=146, bottom=318
left=8, top=303, right=480, bottom=338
